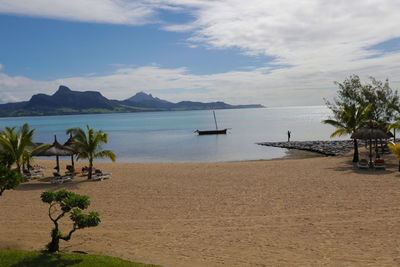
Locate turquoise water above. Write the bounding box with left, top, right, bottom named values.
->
left=0, top=107, right=341, bottom=162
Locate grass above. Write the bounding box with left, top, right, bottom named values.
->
left=0, top=250, right=161, bottom=267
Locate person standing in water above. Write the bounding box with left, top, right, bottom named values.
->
left=287, top=130, right=291, bottom=142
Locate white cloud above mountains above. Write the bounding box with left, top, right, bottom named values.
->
left=0, top=0, right=157, bottom=24
left=0, top=0, right=400, bottom=106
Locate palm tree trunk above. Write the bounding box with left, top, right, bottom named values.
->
left=16, top=162, right=21, bottom=173
left=88, top=159, right=93, bottom=179
left=353, top=139, right=359, bottom=162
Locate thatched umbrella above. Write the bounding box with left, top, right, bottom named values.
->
left=36, top=135, right=74, bottom=173
left=351, top=127, right=391, bottom=166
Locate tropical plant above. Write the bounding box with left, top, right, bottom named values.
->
left=0, top=124, right=49, bottom=173
left=387, top=103, right=400, bottom=141
left=66, top=125, right=116, bottom=179
left=388, top=142, right=400, bottom=171
left=322, top=104, right=372, bottom=162
left=0, top=150, right=14, bottom=168
left=41, top=189, right=101, bottom=252
left=325, top=75, right=399, bottom=125
left=0, top=165, right=24, bottom=196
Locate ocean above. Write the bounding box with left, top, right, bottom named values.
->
left=0, top=106, right=343, bottom=163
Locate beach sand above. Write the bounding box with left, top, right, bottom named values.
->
left=1, top=149, right=400, bottom=266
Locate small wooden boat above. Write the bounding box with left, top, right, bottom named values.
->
left=196, top=111, right=228, bottom=135
left=196, top=129, right=227, bottom=135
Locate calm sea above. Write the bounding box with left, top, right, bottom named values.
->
left=0, top=106, right=342, bottom=163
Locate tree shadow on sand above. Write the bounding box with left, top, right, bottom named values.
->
left=10, top=252, right=82, bottom=267
left=16, top=177, right=97, bottom=191
left=326, top=159, right=397, bottom=175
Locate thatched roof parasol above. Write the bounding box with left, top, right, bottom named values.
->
left=351, top=127, right=391, bottom=140
left=63, top=135, right=77, bottom=152
left=351, top=127, right=392, bottom=166
left=36, top=140, right=74, bottom=156
left=36, top=135, right=74, bottom=173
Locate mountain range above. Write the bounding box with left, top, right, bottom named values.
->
left=0, top=86, right=264, bottom=117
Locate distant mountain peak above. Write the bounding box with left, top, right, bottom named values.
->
left=0, top=86, right=264, bottom=117
left=54, top=85, right=72, bottom=95
left=127, top=92, right=162, bottom=102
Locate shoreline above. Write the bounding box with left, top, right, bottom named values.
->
left=33, top=149, right=323, bottom=165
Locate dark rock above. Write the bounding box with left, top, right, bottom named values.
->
left=257, top=140, right=366, bottom=156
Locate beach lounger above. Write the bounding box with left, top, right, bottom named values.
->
left=357, top=159, right=369, bottom=169
left=374, top=158, right=385, bottom=170
left=50, top=172, right=73, bottom=184
left=65, top=168, right=82, bottom=176
left=23, top=170, right=42, bottom=180
left=81, top=166, right=94, bottom=176
left=93, top=169, right=112, bottom=181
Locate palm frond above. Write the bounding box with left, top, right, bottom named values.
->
left=388, top=142, right=400, bottom=158
left=95, top=150, right=116, bottom=162
left=322, top=119, right=344, bottom=128
left=330, top=128, right=347, bottom=138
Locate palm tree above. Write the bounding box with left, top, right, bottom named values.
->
left=0, top=123, right=48, bottom=173
left=388, top=141, right=400, bottom=171
left=66, top=125, right=116, bottom=179
left=322, top=104, right=371, bottom=162
left=386, top=102, right=400, bottom=142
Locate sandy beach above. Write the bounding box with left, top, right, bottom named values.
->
left=1, top=150, right=400, bottom=266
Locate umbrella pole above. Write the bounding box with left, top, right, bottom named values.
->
left=56, top=155, right=60, bottom=173
left=369, top=138, right=373, bottom=167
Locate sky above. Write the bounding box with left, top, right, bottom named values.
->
left=0, top=0, right=400, bottom=107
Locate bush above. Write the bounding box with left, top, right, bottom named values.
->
left=41, top=190, right=101, bottom=252
left=0, top=165, right=23, bottom=196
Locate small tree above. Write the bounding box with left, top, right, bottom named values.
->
left=41, top=189, right=101, bottom=252
left=325, top=75, right=399, bottom=125
left=0, top=165, right=24, bottom=196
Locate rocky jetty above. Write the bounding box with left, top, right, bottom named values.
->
left=257, top=140, right=366, bottom=156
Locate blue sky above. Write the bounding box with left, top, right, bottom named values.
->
left=0, top=14, right=269, bottom=80
left=0, top=0, right=400, bottom=106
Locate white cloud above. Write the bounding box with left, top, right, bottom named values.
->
left=1, top=1, right=400, bottom=106
left=0, top=0, right=156, bottom=25
left=0, top=63, right=3, bottom=70
left=1, top=50, right=400, bottom=106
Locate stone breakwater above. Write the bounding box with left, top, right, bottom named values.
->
left=257, top=140, right=366, bottom=156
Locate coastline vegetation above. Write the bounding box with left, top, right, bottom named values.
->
left=324, top=75, right=400, bottom=162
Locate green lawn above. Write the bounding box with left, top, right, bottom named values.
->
left=0, top=250, right=161, bottom=267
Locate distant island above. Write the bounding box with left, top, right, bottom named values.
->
left=0, top=86, right=264, bottom=117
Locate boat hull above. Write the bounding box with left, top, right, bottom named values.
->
left=197, top=129, right=227, bottom=135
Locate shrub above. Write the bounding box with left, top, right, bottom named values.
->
left=41, top=189, right=100, bottom=252
left=0, top=165, right=23, bottom=196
